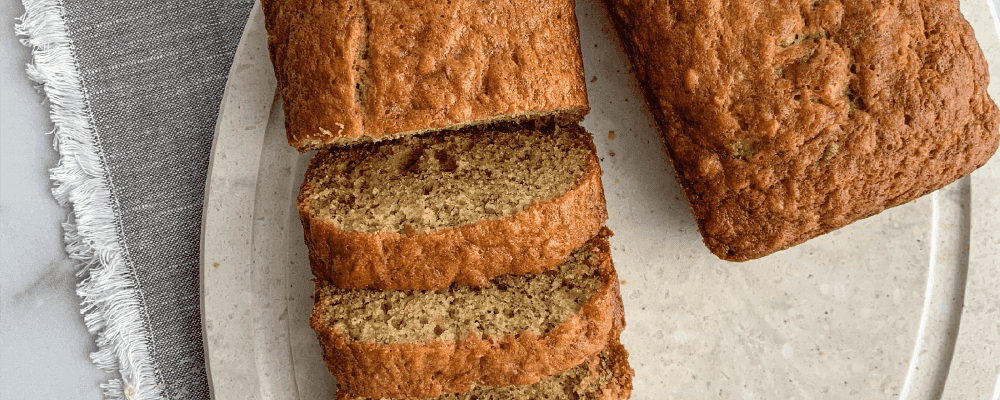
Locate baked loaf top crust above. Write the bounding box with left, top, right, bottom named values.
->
left=262, top=0, right=590, bottom=151
left=311, top=232, right=624, bottom=399
left=299, top=122, right=607, bottom=290
left=606, top=0, right=1000, bottom=260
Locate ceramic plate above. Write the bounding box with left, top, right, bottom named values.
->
left=200, top=1, right=1000, bottom=399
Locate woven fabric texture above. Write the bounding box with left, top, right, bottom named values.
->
left=25, top=0, right=254, bottom=398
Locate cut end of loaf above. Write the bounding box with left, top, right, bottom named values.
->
left=304, top=119, right=592, bottom=234
left=295, top=107, right=589, bottom=152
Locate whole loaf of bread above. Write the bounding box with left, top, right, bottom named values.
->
left=262, top=0, right=590, bottom=151
left=606, top=0, right=999, bottom=260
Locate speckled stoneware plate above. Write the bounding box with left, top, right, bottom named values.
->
left=200, top=1, right=1000, bottom=399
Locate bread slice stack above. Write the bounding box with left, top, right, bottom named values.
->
left=261, top=0, right=633, bottom=398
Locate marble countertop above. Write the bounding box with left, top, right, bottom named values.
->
left=1, top=2, right=105, bottom=398
left=2, top=1, right=998, bottom=400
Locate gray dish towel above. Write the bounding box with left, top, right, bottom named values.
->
left=16, top=0, right=254, bottom=398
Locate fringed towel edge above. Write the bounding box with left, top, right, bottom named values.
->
left=15, top=2, right=162, bottom=399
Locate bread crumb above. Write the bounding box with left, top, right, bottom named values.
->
left=591, top=76, right=598, bottom=82
left=213, top=263, right=219, bottom=268
left=608, top=130, right=616, bottom=141
left=609, top=152, right=616, bottom=157
left=620, top=280, right=628, bottom=285
left=123, top=383, right=136, bottom=398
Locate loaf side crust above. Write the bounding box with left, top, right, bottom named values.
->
left=605, top=0, right=1000, bottom=260
left=593, top=337, right=635, bottom=400
left=333, top=336, right=634, bottom=400
left=311, top=232, right=624, bottom=399
left=262, top=0, right=590, bottom=151
left=591, top=273, right=631, bottom=400
left=298, top=133, right=608, bottom=290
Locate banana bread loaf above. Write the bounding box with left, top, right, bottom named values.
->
left=605, top=0, right=999, bottom=260
left=311, top=232, right=624, bottom=399
left=298, top=121, right=607, bottom=290
left=261, top=0, right=589, bottom=151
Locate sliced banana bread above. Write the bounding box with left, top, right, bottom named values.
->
left=261, top=0, right=589, bottom=151
left=339, top=337, right=634, bottom=400
left=605, top=0, right=999, bottom=260
left=298, top=121, right=607, bottom=290
left=310, top=232, right=624, bottom=399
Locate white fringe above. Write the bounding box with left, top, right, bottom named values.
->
left=15, top=2, right=162, bottom=399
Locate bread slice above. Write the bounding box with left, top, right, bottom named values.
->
left=298, top=121, right=607, bottom=290
left=261, top=0, right=589, bottom=152
left=605, top=0, right=999, bottom=260
left=338, top=337, right=634, bottom=400
left=310, top=231, right=624, bottom=399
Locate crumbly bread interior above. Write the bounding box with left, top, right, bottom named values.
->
left=305, top=120, right=590, bottom=233
left=356, top=352, right=614, bottom=400
left=302, top=108, right=588, bottom=151
left=314, top=243, right=602, bottom=344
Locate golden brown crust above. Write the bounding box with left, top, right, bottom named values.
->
left=312, top=232, right=623, bottom=399
left=585, top=278, right=631, bottom=400
left=262, top=0, right=590, bottom=152
left=605, top=0, right=1000, bottom=260
left=593, top=337, right=634, bottom=400
left=298, top=138, right=608, bottom=290
left=331, top=334, right=633, bottom=400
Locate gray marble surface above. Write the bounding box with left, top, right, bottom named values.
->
left=0, top=2, right=107, bottom=399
